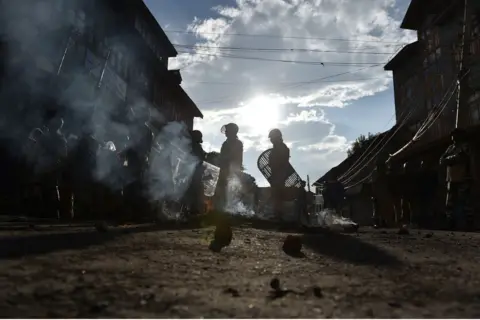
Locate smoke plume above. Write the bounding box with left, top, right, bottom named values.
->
left=0, top=1, right=201, bottom=209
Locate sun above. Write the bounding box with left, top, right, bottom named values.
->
left=238, top=95, right=281, bottom=135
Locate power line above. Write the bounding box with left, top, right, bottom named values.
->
left=341, top=71, right=462, bottom=185
left=343, top=74, right=461, bottom=186
left=176, top=50, right=385, bottom=66
left=186, top=77, right=392, bottom=86
left=341, top=105, right=416, bottom=185
left=165, top=29, right=410, bottom=44
left=194, top=64, right=384, bottom=106
left=343, top=2, right=463, bottom=186
left=343, top=108, right=414, bottom=187
left=174, top=43, right=399, bottom=55
left=386, top=70, right=469, bottom=162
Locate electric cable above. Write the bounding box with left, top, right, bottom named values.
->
left=176, top=49, right=386, bottom=66
left=165, top=29, right=409, bottom=44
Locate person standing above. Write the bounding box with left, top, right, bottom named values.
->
left=214, top=123, right=243, bottom=211
left=440, top=128, right=473, bottom=231
left=186, top=130, right=206, bottom=216
left=324, top=177, right=345, bottom=216
left=36, top=113, right=71, bottom=220
left=296, top=180, right=309, bottom=227
left=268, top=128, right=290, bottom=221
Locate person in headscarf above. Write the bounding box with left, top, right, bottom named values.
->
left=440, top=128, right=473, bottom=231
left=186, top=130, right=206, bottom=216
left=214, top=123, right=243, bottom=211
left=268, top=128, right=290, bottom=221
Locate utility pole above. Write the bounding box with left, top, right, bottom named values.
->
left=455, top=0, right=472, bottom=129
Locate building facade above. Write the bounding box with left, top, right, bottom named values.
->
left=0, top=0, right=202, bottom=136
left=384, top=0, right=480, bottom=228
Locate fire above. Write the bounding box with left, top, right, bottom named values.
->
left=205, top=197, right=214, bottom=213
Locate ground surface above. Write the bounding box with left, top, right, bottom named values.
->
left=0, top=221, right=479, bottom=318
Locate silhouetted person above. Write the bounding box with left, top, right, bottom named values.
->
left=124, top=111, right=153, bottom=221
left=296, top=180, right=308, bottom=226
left=69, top=128, right=100, bottom=220
left=440, top=128, right=473, bottom=231
left=214, top=123, right=243, bottom=211
left=36, top=114, right=70, bottom=219
left=268, top=128, right=290, bottom=221
left=186, top=130, right=206, bottom=216
left=416, top=160, right=438, bottom=228
left=400, top=161, right=414, bottom=230
left=323, top=178, right=345, bottom=215
left=371, top=196, right=380, bottom=227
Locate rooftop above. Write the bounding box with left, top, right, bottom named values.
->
left=400, top=0, right=456, bottom=31
left=384, top=41, right=420, bottom=71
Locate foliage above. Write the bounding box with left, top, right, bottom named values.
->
left=347, top=132, right=380, bottom=157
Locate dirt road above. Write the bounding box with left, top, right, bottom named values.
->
left=0, top=223, right=479, bottom=318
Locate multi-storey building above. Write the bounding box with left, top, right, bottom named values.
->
left=384, top=42, right=425, bottom=138
left=0, top=0, right=202, bottom=135
left=384, top=0, right=480, bottom=227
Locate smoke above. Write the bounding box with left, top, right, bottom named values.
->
left=146, top=121, right=199, bottom=202
left=0, top=1, right=201, bottom=209
left=311, top=208, right=357, bottom=229
left=222, top=173, right=255, bottom=217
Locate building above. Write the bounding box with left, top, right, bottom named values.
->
left=0, top=0, right=204, bottom=218
left=0, top=0, right=202, bottom=137
left=383, top=0, right=480, bottom=228
left=312, top=128, right=408, bottom=226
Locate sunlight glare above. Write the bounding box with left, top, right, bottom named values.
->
left=239, top=95, right=280, bottom=135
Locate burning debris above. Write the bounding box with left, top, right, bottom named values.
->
left=209, top=217, right=233, bottom=252
left=282, top=235, right=303, bottom=256
left=95, top=221, right=109, bottom=233
left=398, top=225, right=410, bottom=235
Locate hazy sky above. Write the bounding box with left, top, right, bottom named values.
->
left=144, top=0, right=416, bottom=187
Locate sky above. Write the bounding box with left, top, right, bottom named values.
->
left=144, top=0, right=416, bottom=187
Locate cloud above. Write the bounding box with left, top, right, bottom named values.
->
left=298, top=135, right=350, bottom=152
left=149, top=0, right=415, bottom=186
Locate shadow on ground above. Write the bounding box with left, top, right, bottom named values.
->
left=229, top=215, right=402, bottom=267
left=0, top=222, right=205, bottom=260
left=301, top=229, right=402, bottom=268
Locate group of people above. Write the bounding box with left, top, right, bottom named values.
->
left=189, top=123, right=307, bottom=224
left=1, top=106, right=156, bottom=221
left=0, top=102, right=303, bottom=223
left=370, top=128, right=474, bottom=231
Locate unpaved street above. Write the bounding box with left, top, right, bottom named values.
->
left=0, top=223, right=479, bottom=318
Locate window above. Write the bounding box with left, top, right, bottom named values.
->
left=406, top=86, right=413, bottom=100
left=426, top=99, right=432, bottom=110
left=55, top=0, right=63, bottom=11
left=68, top=9, right=85, bottom=33
left=76, top=10, right=86, bottom=33
left=471, top=14, right=480, bottom=55
left=110, top=52, right=116, bottom=68
left=469, top=91, right=480, bottom=123
left=422, top=27, right=440, bottom=53
left=135, top=16, right=142, bottom=33
left=409, top=121, right=422, bottom=133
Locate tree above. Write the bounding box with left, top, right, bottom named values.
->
left=205, top=151, right=220, bottom=166
left=347, top=132, right=379, bottom=157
